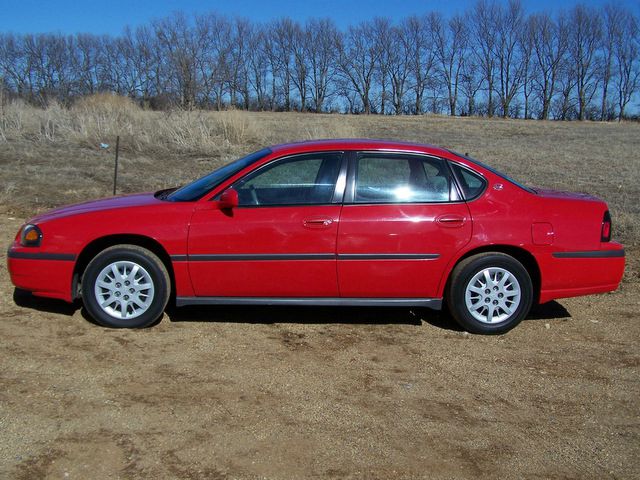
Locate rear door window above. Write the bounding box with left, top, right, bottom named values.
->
left=354, top=153, right=452, bottom=203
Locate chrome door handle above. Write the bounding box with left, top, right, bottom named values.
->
left=303, top=218, right=333, bottom=229
left=436, top=215, right=465, bottom=227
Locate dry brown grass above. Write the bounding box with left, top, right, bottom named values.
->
left=1, top=96, right=638, bottom=247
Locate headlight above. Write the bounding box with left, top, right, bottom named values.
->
left=20, top=224, right=43, bottom=247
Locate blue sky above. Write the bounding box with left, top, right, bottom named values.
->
left=0, top=0, right=638, bottom=35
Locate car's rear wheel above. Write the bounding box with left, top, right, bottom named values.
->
left=447, top=253, right=533, bottom=334
left=81, top=245, right=170, bottom=328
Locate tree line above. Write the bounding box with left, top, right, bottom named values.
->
left=0, top=0, right=638, bottom=120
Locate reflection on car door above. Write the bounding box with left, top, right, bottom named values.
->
left=188, top=152, right=345, bottom=297
left=337, top=152, right=472, bottom=298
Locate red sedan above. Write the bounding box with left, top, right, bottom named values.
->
left=7, top=140, right=625, bottom=334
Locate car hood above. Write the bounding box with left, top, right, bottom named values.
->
left=30, top=192, right=163, bottom=223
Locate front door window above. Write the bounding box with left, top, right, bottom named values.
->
left=234, top=152, right=343, bottom=206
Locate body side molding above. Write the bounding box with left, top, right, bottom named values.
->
left=552, top=250, right=625, bottom=259
left=7, top=250, right=76, bottom=261
left=171, top=253, right=440, bottom=262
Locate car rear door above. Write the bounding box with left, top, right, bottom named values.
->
left=337, top=152, right=472, bottom=298
left=187, top=152, right=345, bottom=297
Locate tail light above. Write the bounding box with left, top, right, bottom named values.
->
left=601, top=211, right=612, bottom=242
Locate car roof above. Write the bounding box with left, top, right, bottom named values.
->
left=269, top=138, right=453, bottom=157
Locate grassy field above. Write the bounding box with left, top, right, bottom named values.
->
left=0, top=96, right=638, bottom=248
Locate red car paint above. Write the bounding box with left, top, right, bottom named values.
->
left=7, top=139, right=625, bottom=311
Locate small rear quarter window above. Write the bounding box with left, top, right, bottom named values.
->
left=450, top=163, right=486, bottom=200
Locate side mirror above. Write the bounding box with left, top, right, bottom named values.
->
left=218, top=188, right=239, bottom=210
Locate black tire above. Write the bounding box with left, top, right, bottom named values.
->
left=81, top=245, right=170, bottom=328
left=447, top=253, right=533, bottom=334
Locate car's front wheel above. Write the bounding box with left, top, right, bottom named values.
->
left=81, top=245, right=170, bottom=328
left=447, top=253, right=533, bottom=334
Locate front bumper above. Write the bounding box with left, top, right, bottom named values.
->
left=7, top=246, right=76, bottom=302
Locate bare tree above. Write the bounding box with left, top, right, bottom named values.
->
left=567, top=5, right=602, bottom=120
left=245, top=25, right=270, bottom=111
left=460, top=54, right=483, bottom=116
left=267, top=19, right=297, bottom=111
left=388, top=25, right=412, bottom=114
left=401, top=16, right=435, bottom=114
left=227, top=19, right=252, bottom=109
left=111, top=27, right=162, bottom=101
left=134, top=26, right=162, bottom=104
left=614, top=10, right=640, bottom=119
left=22, top=34, right=75, bottom=104
left=72, top=34, right=103, bottom=96
left=338, top=21, right=381, bottom=114
left=431, top=12, right=467, bottom=116
left=554, top=53, right=578, bottom=120
left=195, top=14, right=232, bottom=109
left=470, top=0, right=499, bottom=117
left=531, top=12, right=568, bottom=120
left=290, top=20, right=308, bottom=111
left=0, top=34, right=32, bottom=98
left=495, top=0, right=525, bottom=117
left=263, top=28, right=280, bottom=110
left=371, top=17, right=394, bottom=114
left=519, top=16, right=536, bottom=119
left=305, top=19, right=340, bottom=112
left=600, top=4, right=625, bottom=120
left=111, top=34, right=137, bottom=97
left=153, top=13, right=202, bottom=108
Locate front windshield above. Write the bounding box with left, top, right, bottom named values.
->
left=167, top=148, right=272, bottom=202
left=449, top=150, right=535, bottom=194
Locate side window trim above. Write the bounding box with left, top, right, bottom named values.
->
left=344, top=151, right=358, bottom=204
left=345, top=151, right=463, bottom=205
left=444, top=160, right=464, bottom=202
left=331, top=154, right=349, bottom=204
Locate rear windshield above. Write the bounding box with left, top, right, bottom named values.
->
left=167, top=148, right=271, bottom=201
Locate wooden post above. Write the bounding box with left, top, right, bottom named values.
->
left=113, top=135, right=120, bottom=195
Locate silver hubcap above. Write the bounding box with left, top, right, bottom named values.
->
left=465, top=267, right=521, bottom=324
left=94, top=261, right=155, bottom=320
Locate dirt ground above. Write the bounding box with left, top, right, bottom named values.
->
left=1, top=211, right=638, bottom=480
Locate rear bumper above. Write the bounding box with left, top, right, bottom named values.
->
left=539, top=245, right=625, bottom=303
left=7, top=247, right=75, bottom=302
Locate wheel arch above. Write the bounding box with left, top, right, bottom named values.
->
left=72, top=234, right=175, bottom=300
left=443, top=245, right=541, bottom=304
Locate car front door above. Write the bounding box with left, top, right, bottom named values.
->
left=188, top=152, right=345, bottom=297
left=337, top=152, right=472, bottom=298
